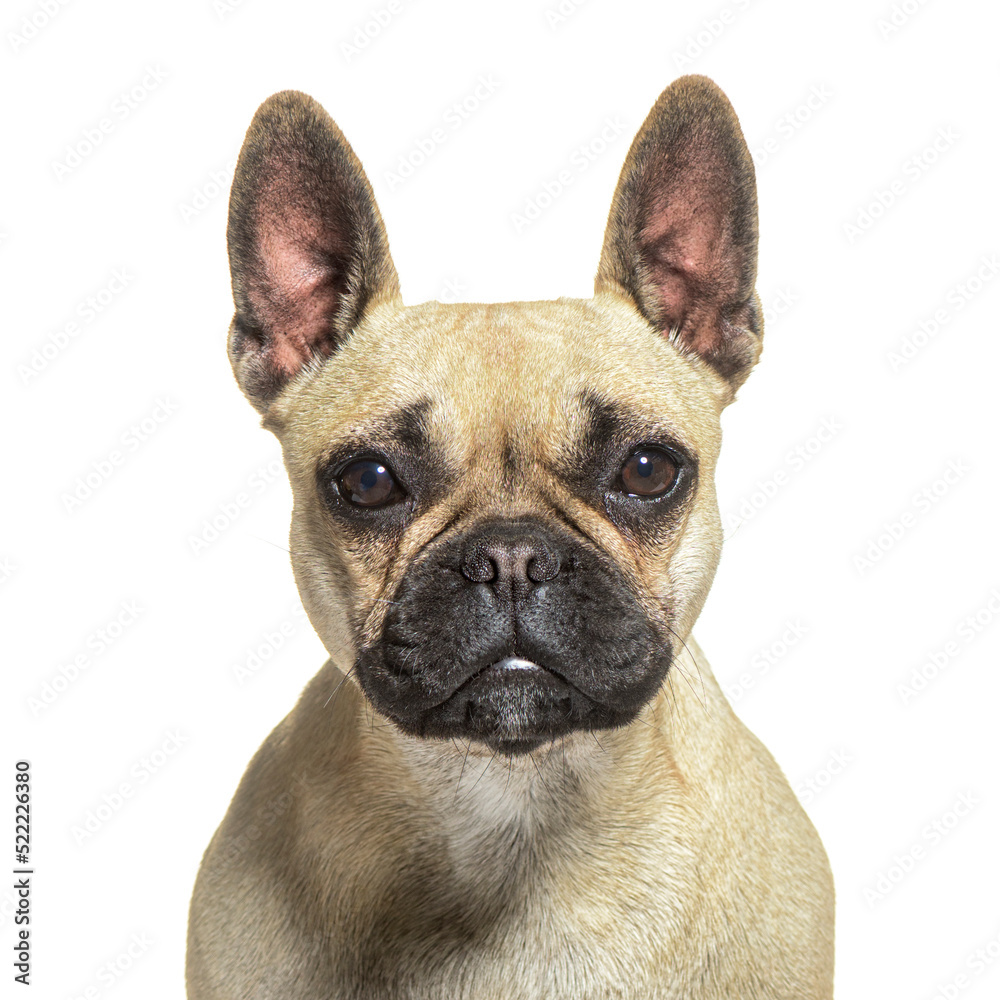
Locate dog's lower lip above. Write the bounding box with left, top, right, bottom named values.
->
left=440, top=656, right=560, bottom=705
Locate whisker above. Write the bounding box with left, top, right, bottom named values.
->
left=664, top=626, right=710, bottom=718
left=465, top=749, right=498, bottom=799
left=455, top=738, right=473, bottom=797
left=323, top=663, right=357, bottom=708
left=591, top=732, right=627, bottom=771
left=527, top=750, right=550, bottom=796
left=243, top=533, right=291, bottom=554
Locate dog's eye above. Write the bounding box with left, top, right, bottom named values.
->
left=337, top=459, right=405, bottom=507
left=619, top=448, right=679, bottom=498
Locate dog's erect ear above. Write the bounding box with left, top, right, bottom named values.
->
left=596, top=75, right=761, bottom=393
left=226, top=90, right=400, bottom=413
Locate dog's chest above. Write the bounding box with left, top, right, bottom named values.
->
left=324, top=769, right=698, bottom=999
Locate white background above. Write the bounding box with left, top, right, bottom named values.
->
left=3, top=0, right=999, bottom=997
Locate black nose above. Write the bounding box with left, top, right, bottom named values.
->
left=459, top=523, right=561, bottom=586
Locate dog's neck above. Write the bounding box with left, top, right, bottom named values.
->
left=288, top=646, right=720, bottom=933
left=396, top=726, right=628, bottom=828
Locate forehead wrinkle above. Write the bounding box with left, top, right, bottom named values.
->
left=365, top=399, right=432, bottom=452
left=574, top=391, right=699, bottom=460
left=313, top=407, right=440, bottom=481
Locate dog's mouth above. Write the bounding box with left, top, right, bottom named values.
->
left=411, top=654, right=588, bottom=755
left=454, top=655, right=562, bottom=693
left=356, top=645, right=671, bottom=757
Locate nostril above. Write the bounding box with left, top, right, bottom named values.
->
left=460, top=549, right=496, bottom=584
left=526, top=548, right=560, bottom=583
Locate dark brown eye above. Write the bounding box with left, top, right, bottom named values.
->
left=337, top=459, right=404, bottom=507
left=620, top=448, right=678, bottom=498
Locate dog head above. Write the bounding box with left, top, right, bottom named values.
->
left=225, top=76, right=761, bottom=755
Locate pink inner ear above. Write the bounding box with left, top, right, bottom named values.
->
left=637, top=137, right=744, bottom=348
left=239, top=149, right=353, bottom=376
left=256, top=222, right=343, bottom=375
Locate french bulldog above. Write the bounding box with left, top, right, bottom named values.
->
left=187, top=74, right=835, bottom=999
